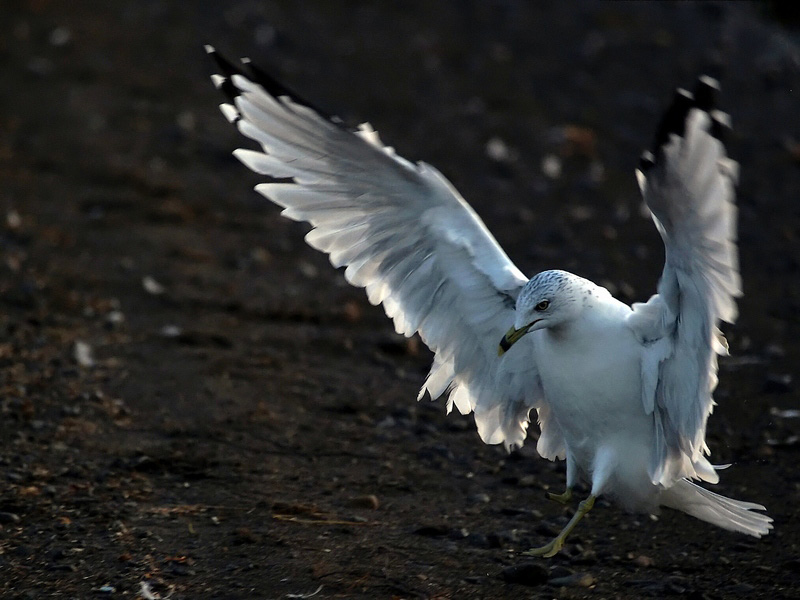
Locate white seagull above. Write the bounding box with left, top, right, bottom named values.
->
left=206, top=46, right=772, bottom=556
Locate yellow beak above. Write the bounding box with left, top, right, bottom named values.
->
left=498, top=322, right=536, bottom=356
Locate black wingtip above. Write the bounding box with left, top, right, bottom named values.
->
left=244, top=58, right=343, bottom=124
left=643, top=75, right=729, bottom=171
left=693, top=75, right=719, bottom=112
left=205, top=45, right=243, bottom=104
left=710, top=110, right=731, bottom=143
left=638, top=150, right=656, bottom=173
left=205, top=45, right=343, bottom=126
left=653, top=88, right=694, bottom=150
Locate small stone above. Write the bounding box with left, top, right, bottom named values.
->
left=49, top=26, right=71, bottom=47
left=160, top=324, right=182, bottom=338
left=770, top=407, right=800, bottom=418
left=105, top=310, right=125, bottom=326
left=550, top=572, right=595, bottom=587
left=27, top=57, right=54, bottom=76
left=232, top=527, right=259, bottom=544
left=500, top=563, right=549, bottom=586
left=6, top=471, right=23, bottom=483
left=142, top=276, right=165, bottom=295
left=633, top=554, right=654, bottom=568
left=0, top=512, right=21, bottom=524
left=764, top=343, right=785, bottom=358
left=342, top=300, right=362, bottom=323
left=517, top=475, right=538, bottom=487
left=6, top=210, right=22, bottom=229
left=764, top=374, right=792, bottom=394
left=348, top=494, right=380, bottom=510
left=176, top=111, right=196, bottom=132
left=467, top=533, right=491, bottom=548
left=297, top=261, right=318, bottom=278
left=73, top=340, right=95, bottom=367
left=541, top=154, right=562, bottom=179
left=413, top=524, right=449, bottom=537
left=486, top=137, right=511, bottom=162
left=468, top=493, right=491, bottom=504
left=549, top=565, right=573, bottom=579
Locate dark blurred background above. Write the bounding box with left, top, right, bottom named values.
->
left=1, top=1, right=799, bottom=598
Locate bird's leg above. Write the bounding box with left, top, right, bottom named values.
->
left=546, top=487, right=573, bottom=505
left=523, top=495, right=596, bottom=558
left=546, top=453, right=576, bottom=504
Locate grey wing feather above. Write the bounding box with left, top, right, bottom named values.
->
left=207, top=47, right=546, bottom=451
left=628, top=76, right=740, bottom=486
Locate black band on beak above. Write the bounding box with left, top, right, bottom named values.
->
left=498, top=321, right=539, bottom=356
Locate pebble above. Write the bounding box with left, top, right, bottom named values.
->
left=348, top=494, right=380, bottom=510
left=549, top=565, right=573, bottom=579
left=49, top=26, right=72, bottom=47
left=486, top=137, right=512, bottom=162
left=232, top=527, right=260, bottom=544
left=541, top=154, right=562, bottom=179
left=468, top=493, right=491, bottom=504
left=764, top=374, right=793, bottom=394
left=550, top=572, right=595, bottom=587
left=770, top=407, right=800, bottom=419
left=467, top=533, right=491, bottom=548
left=632, top=554, right=654, bottom=568
left=500, top=562, right=549, bottom=586
left=142, top=276, right=165, bottom=295
left=413, top=524, right=449, bottom=537
left=6, top=210, right=22, bottom=229
left=0, top=512, right=21, bottom=524
left=105, top=310, right=125, bottom=327
left=73, top=340, right=95, bottom=367
left=160, top=324, right=182, bottom=337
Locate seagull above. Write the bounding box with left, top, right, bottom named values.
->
left=206, top=46, right=772, bottom=556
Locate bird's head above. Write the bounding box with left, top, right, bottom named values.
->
left=498, top=270, right=587, bottom=355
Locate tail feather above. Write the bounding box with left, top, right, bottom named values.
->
left=661, top=479, right=773, bottom=538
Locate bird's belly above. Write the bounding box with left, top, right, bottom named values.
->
left=539, top=342, right=643, bottom=433
left=535, top=329, right=653, bottom=496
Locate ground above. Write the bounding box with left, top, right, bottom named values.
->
left=1, top=1, right=800, bottom=598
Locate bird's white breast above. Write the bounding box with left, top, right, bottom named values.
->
left=533, top=306, right=651, bottom=473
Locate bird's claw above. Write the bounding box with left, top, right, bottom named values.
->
left=546, top=488, right=573, bottom=505
left=522, top=536, right=565, bottom=558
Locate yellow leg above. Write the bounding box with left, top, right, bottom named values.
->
left=523, top=495, right=596, bottom=558
left=546, top=487, right=573, bottom=505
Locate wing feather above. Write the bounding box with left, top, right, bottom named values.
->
left=207, top=47, right=547, bottom=451
left=628, top=76, right=740, bottom=486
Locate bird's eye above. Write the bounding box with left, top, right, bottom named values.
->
left=535, top=300, right=550, bottom=311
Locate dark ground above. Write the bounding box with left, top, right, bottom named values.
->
left=1, top=1, right=800, bottom=598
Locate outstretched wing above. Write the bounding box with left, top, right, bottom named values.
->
left=627, top=76, right=741, bottom=486
left=206, top=47, right=546, bottom=451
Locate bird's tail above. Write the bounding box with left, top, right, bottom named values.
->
left=660, top=479, right=773, bottom=537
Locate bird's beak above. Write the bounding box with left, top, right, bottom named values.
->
left=498, top=322, right=537, bottom=356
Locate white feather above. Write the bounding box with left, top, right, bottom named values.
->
left=213, top=57, right=542, bottom=451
